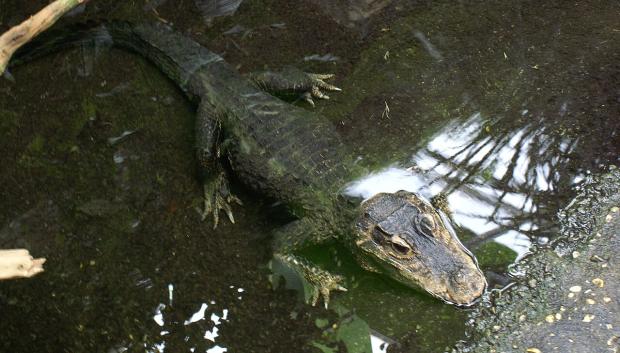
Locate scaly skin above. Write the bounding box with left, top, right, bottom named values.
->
left=12, top=22, right=486, bottom=307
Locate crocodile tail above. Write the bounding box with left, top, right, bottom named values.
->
left=11, top=21, right=225, bottom=101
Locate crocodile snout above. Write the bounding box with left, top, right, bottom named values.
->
left=445, top=267, right=487, bottom=306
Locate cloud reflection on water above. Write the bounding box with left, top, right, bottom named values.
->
left=345, top=111, right=580, bottom=259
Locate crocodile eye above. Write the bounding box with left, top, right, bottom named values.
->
left=391, top=242, right=411, bottom=255
left=372, top=227, right=390, bottom=244
left=390, top=236, right=413, bottom=256
left=416, top=213, right=435, bottom=237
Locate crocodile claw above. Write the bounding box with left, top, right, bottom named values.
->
left=309, top=271, right=348, bottom=309
left=200, top=172, right=243, bottom=228
left=302, top=73, right=342, bottom=107
left=276, top=254, right=347, bottom=309
left=249, top=68, right=341, bottom=107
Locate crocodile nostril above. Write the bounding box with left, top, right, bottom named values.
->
left=469, top=277, right=485, bottom=296
left=446, top=268, right=486, bottom=304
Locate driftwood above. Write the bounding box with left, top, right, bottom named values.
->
left=0, top=0, right=85, bottom=280
left=0, top=0, right=87, bottom=74
left=0, top=249, right=45, bottom=280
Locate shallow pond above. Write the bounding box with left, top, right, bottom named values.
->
left=0, top=0, right=618, bottom=352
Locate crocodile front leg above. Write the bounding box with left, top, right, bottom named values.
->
left=201, top=170, right=242, bottom=228
left=195, top=101, right=242, bottom=228
left=272, top=218, right=347, bottom=308
left=248, top=67, right=341, bottom=107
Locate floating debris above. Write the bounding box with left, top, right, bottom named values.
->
left=413, top=30, right=444, bottom=62
left=223, top=24, right=247, bottom=35
left=381, top=101, right=390, bottom=119
left=194, top=0, right=243, bottom=22
left=113, top=151, right=125, bottom=164
left=592, top=278, right=605, bottom=287
left=96, top=82, right=130, bottom=98
left=303, top=53, right=340, bottom=62
left=224, top=22, right=285, bottom=36
left=108, top=130, right=138, bottom=145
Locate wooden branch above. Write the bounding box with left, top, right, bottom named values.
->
left=0, top=249, right=46, bottom=280
left=0, top=0, right=87, bottom=74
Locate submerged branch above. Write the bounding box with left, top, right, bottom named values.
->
left=0, top=249, right=46, bottom=280
left=0, top=0, right=87, bottom=74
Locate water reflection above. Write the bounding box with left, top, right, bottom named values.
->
left=146, top=285, right=236, bottom=353
left=308, top=0, right=393, bottom=30
left=346, top=111, right=583, bottom=258
left=371, top=331, right=392, bottom=353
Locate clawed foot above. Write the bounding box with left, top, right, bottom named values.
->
left=300, top=73, right=342, bottom=107
left=249, top=68, right=342, bottom=107
left=276, top=254, right=347, bottom=309
left=308, top=268, right=347, bottom=309
left=199, top=172, right=243, bottom=228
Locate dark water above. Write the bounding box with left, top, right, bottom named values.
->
left=0, top=1, right=618, bottom=352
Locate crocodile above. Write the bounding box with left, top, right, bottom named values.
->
left=12, top=22, right=486, bottom=307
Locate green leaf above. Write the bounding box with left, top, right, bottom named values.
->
left=336, top=315, right=372, bottom=353
left=315, top=318, right=329, bottom=328
left=310, top=341, right=337, bottom=353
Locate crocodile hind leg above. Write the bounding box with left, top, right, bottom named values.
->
left=272, top=219, right=347, bottom=308
left=195, top=101, right=242, bottom=228
left=248, top=67, right=341, bottom=107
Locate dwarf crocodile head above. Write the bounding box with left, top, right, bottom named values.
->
left=353, top=190, right=486, bottom=306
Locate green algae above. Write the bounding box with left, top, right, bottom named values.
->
left=474, top=241, right=517, bottom=271
left=0, top=109, right=20, bottom=135
left=25, top=134, right=45, bottom=154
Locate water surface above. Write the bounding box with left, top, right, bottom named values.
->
left=1, top=0, right=618, bottom=352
